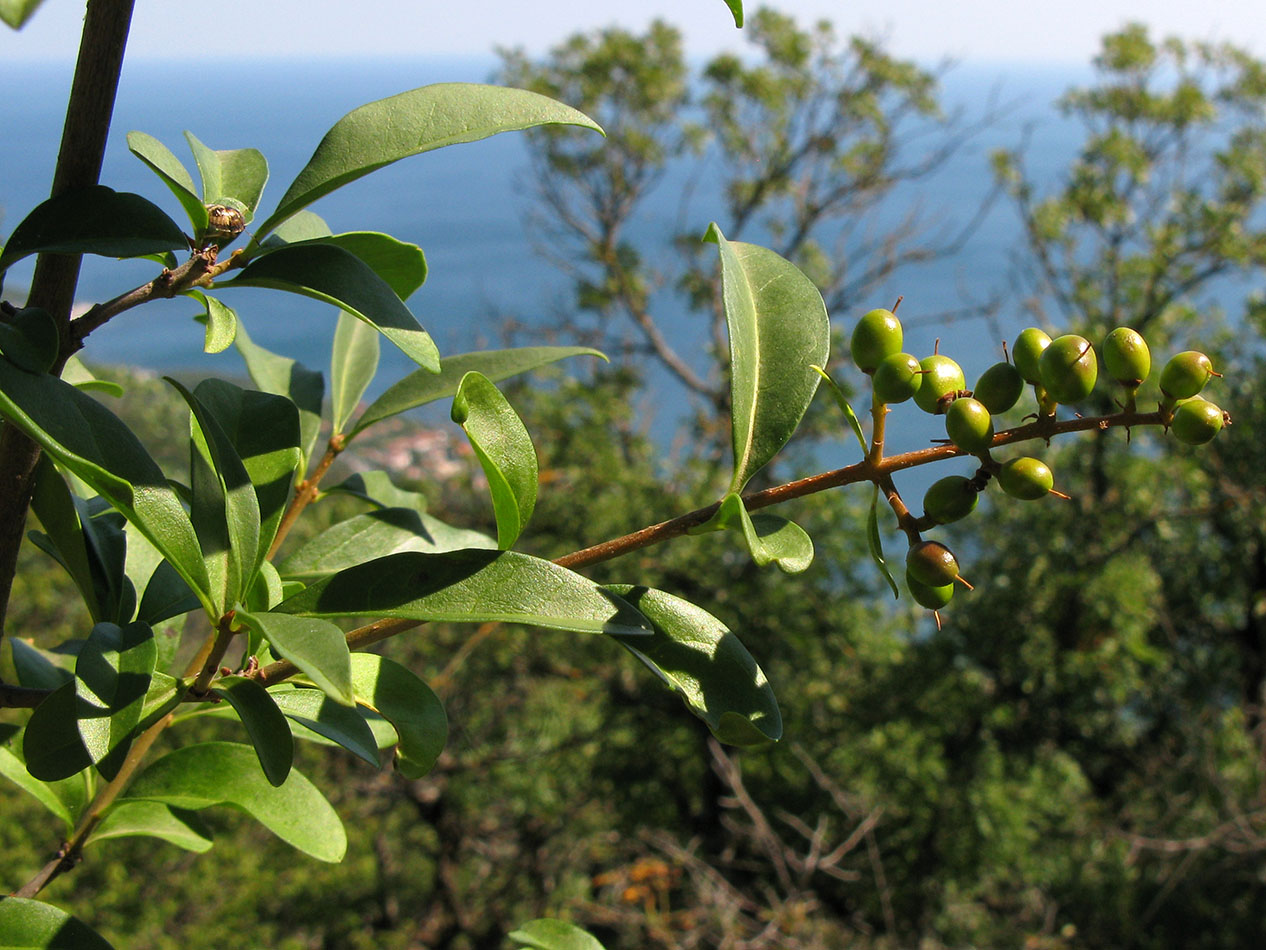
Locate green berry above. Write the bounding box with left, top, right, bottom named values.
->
left=1012, top=328, right=1052, bottom=385
left=1170, top=397, right=1224, bottom=445
left=973, top=361, right=1024, bottom=414
left=907, top=569, right=954, bottom=610
left=923, top=475, right=979, bottom=525
left=1160, top=351, right=1218, bottom=400
left=872, top=352, right=923, bottom=404
left=851, top=309, right=903, bottom=373
left=906, top=540, right=960, bottom=588
left=998, top=457, right=1055, bottom=500
left=944, top=397, right=995, bottom=454
left=1039, top=334, right=1098, bottom=403
left=912, top=355, right=966, bottom=414
left=1102, top=327, right=1151, bottom=387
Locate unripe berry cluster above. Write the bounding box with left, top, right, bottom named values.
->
left=849, top=307, right=1231, bottom=620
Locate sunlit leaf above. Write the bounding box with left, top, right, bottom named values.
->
left=326, top=471, right=429, bottom=512
left=232, top=321, right=323, bottom=478
left=867, top=484, right=900, bottom=598
left=88, top=800, right=213, bottom=853
left=692, top=492, right=814, bottom=574
left=0, top=745, right=73, bottom=832
left=720, top=0, right=744, bottom=29
left=186, top=290, right=238, bottom=354
left=813, top=365, right=867, bottom=455
left=270, top=685, right=382, bottom=768
left=508, top=918, right=607, bottom=950
left=74, top=621, right=156, bottom=780
left=330, top=311, right=380, bottom=433
left=0, top=897, right=116, bottom=949
left=235, top=610, right=353, bottom=706
left=184, top=130, right=268, bottom=218
left=126, top=131, right=208, bottom=232
left=349, top=653, right=447, bottom=778
left=60, top=356, right=123, bottom=397
left=212, top=675, right=293, bottom=786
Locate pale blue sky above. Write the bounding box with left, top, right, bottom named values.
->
left=1, top=0, right=1262, bottom=65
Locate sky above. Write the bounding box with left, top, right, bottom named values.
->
left=1, top=0, right=1263, bottom=66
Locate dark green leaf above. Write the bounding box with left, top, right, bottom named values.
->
left=126, top=131, right=208, bottom=232
left=0, top=897, right=116, bottom=949
left=353, top=345, right=605, bottom=436
left=123, top=741, right=346, bottom=862
left=350, top=654, right=446, bottom=778
left=326, top=471, right=429, bottom=512
left=219, top=243, right=439, bottom=372
left=269, top=686, right=381, bottom=768
left=8, top=637, right=74, bottom=690
left=74, top=621, right=156, bottom=780
left=235, top=610, right=353, bottom=706
left=0, top=186, right=187, bottom=275
left=22, top=683, right=93, bottom=782
left=330, top=311, right=380, bottom=433
left=232, top=321, right=322, bottom=480
left=813, top=365, right=867, bottom=455
left=605, top=585, right=781, bottom=746
left=261, top=231, right=427, bottom=300
left=212, top=675, right=293, bottom=786
left=867, top=484, right=900, bottom=599
left=0, top=306, right=57, bottom=373
left=258, top=83, right=603, bottom=236
left=88, top=801, right=213, bottom=853
left=508, top=918, right=607, bottom=950
left=29, top=456, right=102, bottom=621
left=275, top=549, right=654, bottom=637
left=704, top=224, right=830, bottom=492
left=451, top=372, right=537, bottom=549
left=721, top=0, right=743, bottom=28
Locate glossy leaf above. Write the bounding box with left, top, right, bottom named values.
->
left=0, top=745, right=73, bottom=831
left=233, top=321, right=323, bottom=478
left=327, top=471, right=429, bottom=512
left=0, top=306, right=57, bottom=373
left=0, top=358, right=211, bottom=612
left=0, top=186, right=187, bottom=275
left=75, top=621, right=156, bottom=780
left=126, top=521, right=200, bottom=626
left=350, top=653, right=447, bottom=778
left=29, top=457, right=102, bottom=621
left=126, top=131, right=208, bottom=232
left=264, top=231, right=427, bottom=300
left=235, top=610, right=354, bottom=706
left=123, top=741, right=346, bottom=862
left=280, top=508, right=495, bottom=579
left=704, top=224, right=830, bottom=492
left=275, top=549, right=654, bottom=637
left=88, top=800, right=213, bottom=853
left=219, top=242, right=439, bottom=372
left=0, top=897, right=116, bottom=950
left=330, top=311, right=380, bottom=433
left=813, top=365, right=867, bottom=455
left=185, top=130, right=268, bottom=218
left=269, top=686, right=382, bottom=768
left=353, top=345, right=605, bottom=437
left=508, top=919, right=607, bottom=950
left=452, top=371, right=537, bottom=549
left=258, top=83, right=603, bottom=236
left=212, top=675, right=293, bottom=786
left=721, top=0, right=743, bottom=27
left=605, top=585, right=781, bottom=746
left=22, top=682, right=93, bottom=781
left=8, top=637, right=74, bottom=690
left=60, top=356, right=124, bottom=397
left=867, top=484, right=900, bottom=599
left=693, top=492, right=814, bottom=574
left=187, top=290, right=238, bottom=354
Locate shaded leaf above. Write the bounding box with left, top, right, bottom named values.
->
left=350, top=653, right=446, bottom=778
left=326, top=471, right=429, bottom=512
left=29, top=456, right=102, bottom=621
left=126, top=131, right=207, bottom=232
left=330, top=311, right=380, bottom=433
left=60, top=356, right=123, bottom=397
left=0, top=897, right=115, bottom=949
left=233, top=322, right=323, bottom=475
left=813, top=365, right=867, bottom=454
left=185, top=130, right=268, bottom=218
left=262, top=231, right=427, bottom=300
left=235, top=611, right=353, bottom=706
left=269, top=686, right=381, bottom=768
left=22, top=682, right=93, bottom=782
left=74, top=621, right=156, bottom=780
left=867, top=484, right=900, bottom=599
left=0, top=306, right=57, bottom=373
left=8, top=638, right=74, bottom=690
left=88, top=801, right=213, bottom=853
left=212, top=675, right=293, bottom=786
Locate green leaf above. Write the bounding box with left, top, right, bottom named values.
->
left=0, top=186, right=188, bottom=276
left=0, top=358, right=212, bottom=612
left=508, top=919, right=607, bottom=950
left=275, top=549, right=654, bottom=637
left=280, top=508, right=495, bottom=579
left=212, top=675, right=293, bottom=786
left=126, top=131, right=208, bottom=232
left=867, top=484, right=900, bottom=599
left=262, top=231, right=427, bottom=300
left=127, top=522, right=200, bottom=625
left=29, top=457, right=102, bottom=621
left=326, top=471, right=429, bottom=512
left=721, top=0, right=743, bottom=28
left=451, top=372, right=537, bottom=549
left=353, top=345, right=605, bottom=437
left=88, top=801, right=213, bottom=853
left=186, top=290, right=238, bottom=354
left=605, top=585, right=781, bottom=746
left=350, top=654, right=446, bottom=778
left=22, top=682, right=93, bottom=782
left=692, top=492, right=814, bottom=574
left=232, top=321, right=323, bottom=478
left=330, top=311, right=380, bottom=433
left=269, top=686, right=382, bottom=768
left=0, top=897, right=116, bottom=949
left=0, top=745, right=73, bottom=832
left=7, top=638, right=74, bottom=690
left=74, top=621, right=157, bottom=780
left=703, top=224, right=830, bottom=492
left=0, top=0, right=47, bottom=28
left=813, top=365, right=867, bottom=455
left=257, top=83, right=603, bottom=236
left=60, top=356, right=123, bottom=397
left=219, top=243, right=439, bottom=372
left=184, top=130, right=268, bottom=218
left=123, top=741, right=346, bottom=862
left=235, top=610, right=353, bottom=706
left=0, top=306, right=57, bottom=373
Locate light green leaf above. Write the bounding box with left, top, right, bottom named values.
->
left=452, top=371, right=537, bottom=549
left=126, top=521, right=199, bottom=625
left=123, top=741, right=346, bottom=862
left=813, top=365, right=867, bottom=454
left=270, top=685, right=382, bottom=768
left=126, top=131, right=208, bottom=232
left=330, top=311, right=380, bottom=433
left=0, top=745, right=73, bottom=832
left=212, top=675, right=293, bottom=786
left=232, top=321, right=324, bottom=478
left=74, top=621, right=156, bottom=780
left=0, top=186, right=187, bottom=276
left=235, top=611, right=353, bottom=706
left=0, top=897, right=116, bottom=949
left=353, top=345, right=605, bottom=437
left=60, top=356, right=123, bottom=397
left=350, top=654, right=446, bottom=778
left=280, top=508, right=495, bottom=580
left=219, top=243, right=439, bottom=372
left=605, top=585, right=781, bottom=746
left=186, top=290, right=238, bottom=354
left=0, top=0, right=47, bottom=28
left=867, top=484, right=900, bottom=599
left=0, top=306, right=57, bottom=373
left=721, top=0, right=743, bottom=28
left=692, top=492, right=814, bottom=574
left=277, top=549, right=654, bottom=636
left=257, top=83, right=603, bottom=237
left=508, top=919, right=607, bottom=950
left=0, top=358, right=212, bottom=613
left=184, top=130, right=268, bottom=217
left=326, top=471, right=429, bottom=512
left=703, top=224, right=830, bottom=492
left=88, top=800, right=213, bottom=853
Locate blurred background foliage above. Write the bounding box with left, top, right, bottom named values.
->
left=4, top=9, right=1266, bottom=949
